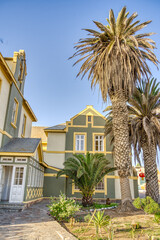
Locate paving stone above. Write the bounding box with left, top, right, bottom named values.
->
left=0, top=200, right=77, bottom=240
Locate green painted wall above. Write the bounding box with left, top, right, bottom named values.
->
left=73, top=115, right=86, bottom=125
left=107, top=179, right=115, bottom=198
left=1, top=54, right=27, bottom=147
left=42, top=109, right=138, bottom=200
left=43, top=176, right=66, bottom=197
left=133, top=179, right=139, bottom=198
left=2, top=83, right=23, bottom=146
left=44, top=168, right=60, bottom=174
left=93, top=116, right=105, bottom=126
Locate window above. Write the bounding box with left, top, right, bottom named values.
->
left=21, top=114, right=27, bottom=137
left=88, top=116, right=92, bottom=122
left=95, top=179, right=104, bottom=190
left=1, top=157, right=13, bottom=162
left=14, top=167, right=24, bottom=185
left=11, top=98, right=19, bottom=126
left=76, top=134, right=85, bottom=151
left=34, top=169, right=37, bottom=187
left=27, top=166, right=32, bottom=186
left=74, top=184, right=79, bottom=190
left=31, top=168, right=35, bottom=187
left=94, top=135, right=104, bottom=151
left=15, top=157, right=27, bottom=163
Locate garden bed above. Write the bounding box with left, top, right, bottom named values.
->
left=64, top=209, right=160, bottom=239
left=48, top=195, right=160, bottom=239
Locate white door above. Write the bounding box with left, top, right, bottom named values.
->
left=9, top=166, right=26, bottom=203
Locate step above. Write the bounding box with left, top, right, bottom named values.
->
left=0, top=202, right=26, bottom=211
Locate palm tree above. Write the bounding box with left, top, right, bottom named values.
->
left=70, top=6, right=158, bottom=210
left=105, top=78, right=160, bottom=203
left=57, top=152, right=116, bottom=207
left=128, top=78, right=160, bottom=202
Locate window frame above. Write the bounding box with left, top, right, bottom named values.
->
left=15, top=157, right=27, bottom=163
left=27, top=166, right=32, bottom=187
left=93, top=133, right=105, bottom=153
left=11, top=98, right=19, bottom=128
left=74, top=132, right=87, bottom=153
left=1, top=157, right=13, bottom=162
left=72, top=177, right=107, bottom=194
left=95, top=179, right=105, bottom=191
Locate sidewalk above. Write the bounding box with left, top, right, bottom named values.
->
left=0, top=200, right=77, bottom=240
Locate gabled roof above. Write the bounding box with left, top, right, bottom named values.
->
left=44, top=105, right=105, bottom=135
left=0, top=138, right=41, bottom=154
left=71, top=105, right=106, bottom=121
left=45, top=124, right=66, bottom=131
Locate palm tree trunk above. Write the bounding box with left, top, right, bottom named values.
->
left=111, top=91, right=135, bottom=211
left=82, top=194, right=93, bottom=207
left=142, top=138, right=159, bottom=203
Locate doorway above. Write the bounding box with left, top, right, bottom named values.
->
left=1, top=166, right=13, bottom=201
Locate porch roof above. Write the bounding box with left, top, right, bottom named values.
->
left=0, top=138, right=41, bottom=154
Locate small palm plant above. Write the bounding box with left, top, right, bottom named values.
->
left=92, top=211, right=110, bottom=236
left=57, top=153, right=116, bottom=207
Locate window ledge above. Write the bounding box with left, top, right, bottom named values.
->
left=11, top=122, right=17, bottom=129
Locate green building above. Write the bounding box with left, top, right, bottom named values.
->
left=0, top=50, right=138, bottom=206
left=0, top=50, right=45, bottom=205
left=40, top=105, right=138, bottom=200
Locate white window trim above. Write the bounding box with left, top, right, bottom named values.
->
left=1, top=157, right=13, bottom=162
left=95, top=179, right=105, bottom=190
left=31, top=168, right=35, bottom=187
left=27, top=166, right=32, bottom=187
left=74, top=133, right=87, bottom=153
left=15, top=157, right=27, bottom=163
left=94, top=135, right=104, bottom=152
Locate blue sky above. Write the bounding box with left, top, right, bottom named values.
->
left=0, top=0, right=160, bottom=127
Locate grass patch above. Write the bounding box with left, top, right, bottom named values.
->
left=80, top=202, right=118, bottom=211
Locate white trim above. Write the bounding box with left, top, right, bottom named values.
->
left=27, top=166, right=32, bottom=187
left=1, top=157, right=13, bottom=163
left=94, top=135, right=104, bottom=152
left=9, top=165, right=26, bottom=203
left=15, top=157, right=27, bottom=163
left=75, top=134, right=85, bottom=151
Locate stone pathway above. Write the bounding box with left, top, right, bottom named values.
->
left=0, top=200, right=77, bottom=240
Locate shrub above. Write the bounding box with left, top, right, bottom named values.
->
left=84, top=214, right=91, bottom=223
left=48, top=193, right=80, bottom=221
left=154, top=212, right=160, bottom=224
left=133, top=197, right=160, bottom=214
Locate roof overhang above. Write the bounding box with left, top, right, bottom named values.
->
left=23, top=99, right=37, bottom=122
left=44, top=129, right=66, bottom=137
